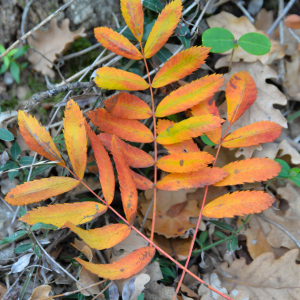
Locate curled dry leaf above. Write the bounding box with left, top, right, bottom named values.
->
left=207, top=11, right=285, bottom=65
left=28, top=18, right=85, bottom=77
left=29, top=285, right=54, bottom=300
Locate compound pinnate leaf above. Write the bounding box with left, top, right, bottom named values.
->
left=152, top=46, right=210, bottom=88
left=144, top=0, right=182, bottom=58
left=156, top=152, right=214, bottom=173
left=5, top=177, right=79, bottom=206
left=238, top=33, right=271, bottom=56
left=156, top=119, right=199, bottom=154
left=87, top=108, right=154, bottom=143
left=63, top=100, right=87, bottom=179
left=130, top=170, right=154, bottom=190
left=85, top=122, right=115, bottom=204
left=75, top=246, right=155, bottom=280
left=202, top=27, right=236, bottom=53
left=203, top=191, right=274, bottom=218
left=156, top=115, right=224, bottom=145
left=104, top=92, right=152, bottom=120
left=20, top=202, right=107, bottom=228
left=94, top=67, right=149, bottom=91
left=121, top=0, right=144, bottom=42
left=214, top=158, right=282, bottom=186
left=222, top=121, right=282, bottom=148
left=155, top=74, right=224, bottom=117
left=111, top=136, right=138, bottom=225
left=94, top=27, right=143, bottom=60
left=156, top=167, right=228, bottom=191
left=98, top=133, right=154, bottom=168
left=191, top=98, right=222, bottom=144
left=226, top=71, right=257, bottom=124
left=18, top=111, right=64, bottom=166
left=65, top=221, right=130, bottom=250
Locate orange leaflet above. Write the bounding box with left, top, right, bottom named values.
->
left=104, top=92, right=152, bottom=120
left=226, top=71, right=257, bottom=124
left=5, top=177, right=79, bottom=206
left=156, top=115, right=224, bottom=145
left=121, top=0, right=144, bottom=42
left=156, top=119, right=199, bottom=154
left=18, top=111, right=64, bottom=167
left=202, top=191, right=274, bottom=218
left=20, top=202, right=107, bottom=228
left=84, top=122, right=115, bottom=205
left=75, top=246, right=155, bottom=280
left=214, top=158, right=282, bottom=186
left=130, top=170, right=154, bottom=190
left=191, top=98, right=222, bottom=144
left=98, top=133, right=154, bottom=168
left=284, top=14, right=300, bottom=29
left=156, top=152, right=215, bottom=173
left=65, top=221, right=130, bottom=250
left=111, top=136, right=138, bottom=225
left=155, top=74, right=224, bottom=117
left=94, top=67, right=149, bottom=91
left=152, top=46, right=210, bottom=88
left=144, top=0, right=182, bottom=58
left=222, top=121, right=282, bottom=148
left=94, top=27, right=143, bottom=60
left=87, top=108, right=154, bottom=143
left=156, top=167, right=228, bottom=191
left=63, top=100, right=87, bottom=179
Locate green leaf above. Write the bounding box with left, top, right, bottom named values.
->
left=167, top=114, right=178, bottom=122
left=161, top=266, right=176, bottom=278
left=0, top=230, right=27, bottom=245
left=202, top=27, right=236, bottom=53
left=137, top=293, right=145, bottom=300
left=213, top=230, right=227, bottom=239
left=197, top=230, right=208, bottom=246
left=290, top=175, right=300, bottom=187
left=34, top=245, right=41, bottom=258
left=143, top=20, right=155, bottom=42
left=12, top=45, right=28, bottom=60
left=143, top=0, right=163, bottom=13
left=210, top=220, right=234, bottom=232
left=289, top=167, right=300, bottom=177
left=275, top=159, right=290, bottom=178
left=31, top=222, right=58, bottom=231
left=19, top=207, right=27, bottom=218
left=226, top=235, right=238, bottom=252
left=0, top=44, right=5, bottom=54
left=238, top=32, right=271, bottom=55
left=287, top=110, right=300, bottom=122
left=3, top=56, right=10, bottom=68
left=201, top=134, right=215, bottom=146
left=175, top=25, right=191, bottom=49
left=7, top=49, right=19, bottom=57
left=0, top=128, right=14, bottom=141
left=0, top=63, right=9, bottom=74
left=155, top=46, right=172, bottom=63
left=8, top=162, right=19, bottom=181
left=19, top=156, right=34, bottom=165
left=10, top=143, right=21, bottom=160
left=10, top=61, right=20, bottom=83
left=14, top=243, right=33, bottom=254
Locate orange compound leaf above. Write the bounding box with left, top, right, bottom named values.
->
left=94, top=27, right=143, bottom=60
left=63, top=100, right=87, bottom=179
left=121, top=0, right=144, bottom=42
left=111, top=136, right=138, bottom=225
left=144, top=0, right=182, bottom=58
left=87, top=108, right=154, bottom=143
left=156, top=167, right=228, bottom=191
left=226, top=71, right=257, bottom=124
left=191, top=98, right=222, bottom=144
left=214, top=158, right=282, bottom=187
left=20, top=202, right=107, bottom=228
left=94, top=67, right=149, bottom=91
left=18, top=111, right=64, bottom=167
left=5, top=177, right=79, bottom=206
left=75, top=246, right=155, bottom=280
left=130, top=170, right=154, bottom=190
left=152, top=46, right=210, bottom=88
left=65, top=221, right=130, bottom=250
left=202, top=191, right=275, bottom=218
left=98, top=133, right=154, bottom=168
left=155, top=74, right=224, bottom=117
left=156, top=152, right=215, bottom=173
left=156, top=115, right=224, bottom=145
left=222, top=121, right=282, bottom=148
left=84, top=122, right=115, bottom=205
left=104, top=92, right=152, bottom=120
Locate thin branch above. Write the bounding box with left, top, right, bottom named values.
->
left=21, top=0, right=35, bottom=36
left=233, top=1, right=255, bottom=23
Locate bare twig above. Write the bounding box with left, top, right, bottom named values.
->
left=233, top=1, right=255, bottom=23
left=21, top=0, right=35, bottom=36
left=57, top=44, right=102, bottom=62
left=0, top=0, right=76, bottom=60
